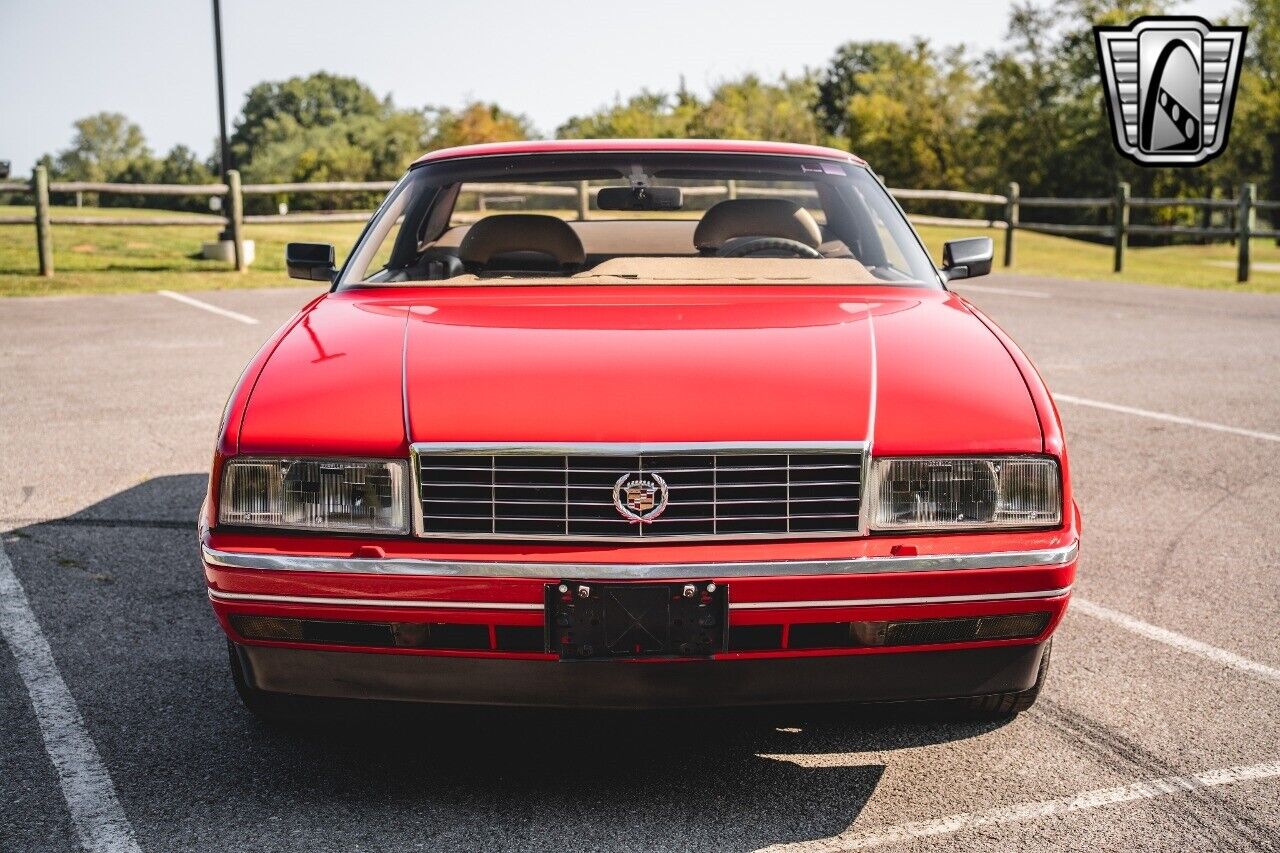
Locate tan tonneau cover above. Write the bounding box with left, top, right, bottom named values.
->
left=573, top=256, right=880, bottom=282
left=412, top=257, right=886, bottom=286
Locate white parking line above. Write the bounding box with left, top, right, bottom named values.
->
left=1055, top=394, right=1280, bottom=444
left=157, top=290, right=259, bottom=324
left=1072, top=598, right=1280, bottom=687
left=953, top=283, right=1051, bottom=298
left=755, top=760, right=1280, bottom=852
left=0, top=542, right=142, bottom=853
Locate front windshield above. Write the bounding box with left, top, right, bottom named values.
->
left=338, top=152, right=939, bottom=288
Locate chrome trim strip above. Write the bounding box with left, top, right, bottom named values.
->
left=208, top=589, right=543, bottom=611
left=207, top=585, right=1069, bottom=613
left=728, top=585, right=1073, bottom=611
left=864, top=305, right=878, bottom=449
left=410, top=441, right=870, bottom=543
left=201, top=539, right=1078, bottom=580
left=861, top=308, right=876, bottom=537
left=401, top=529, right=869, bottom=543
left=412, top=441, right=868, bottom=455
left=400, top=309, right=412, bottom=446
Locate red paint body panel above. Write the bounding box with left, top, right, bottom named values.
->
left=405, top=288, right=874, bottom=442
left=964, top=298, right=1077, bottom=518
left=232, top=285, right=1042, bottom=452
left=871, top=292, right=1042, bottom=455
left=203, top=291, right=327, bottom=530
left=209, top=590, right=1070, bottom=661
left=237, top=294, right=409, bottom=456
left=412, top=138, right=864, bottom=166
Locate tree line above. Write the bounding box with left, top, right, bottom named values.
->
left=21, top=0, right=1280, bottom=224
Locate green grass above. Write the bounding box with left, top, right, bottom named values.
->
left=2, top=205, right=1279, bottom=296
left=916, top=224, right=1280, bottom=294
left=0, top=205, right=365, bottom=296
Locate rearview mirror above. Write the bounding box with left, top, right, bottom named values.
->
left=286, top=242, right=337, bottom=282
left=941, top=237, right=994, bottom=281
left=596, top=186, right=683, bottom=211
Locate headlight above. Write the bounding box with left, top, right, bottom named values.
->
left=867, top=456, right=1061, bottom=531
left=218, top=457, right=409, bottom=534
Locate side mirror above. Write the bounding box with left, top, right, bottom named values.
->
left=941, top=237, right=994, bottom=281
left=286, top=242, right=337, bottom=282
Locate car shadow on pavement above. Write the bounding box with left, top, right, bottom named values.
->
left=3, top=474, right=1011, bottom=852
left=227, top=704, right=1007, bottom=851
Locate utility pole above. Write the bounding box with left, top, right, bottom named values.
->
left=212, top=0, right=231, bottom=181
left=211, top=0, right=234, bottom=242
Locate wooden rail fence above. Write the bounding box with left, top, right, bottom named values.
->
left=2, top=166, right=1276, bottom=281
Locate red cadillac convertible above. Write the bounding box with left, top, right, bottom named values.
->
left=202, top=139, right=1078, bottom=718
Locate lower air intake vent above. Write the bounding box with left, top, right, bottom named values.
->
left=788, top=612, right=1052, bottom=650
left=727, top=625, right=784, bottom=651
left=229, top=615, right=492, bottom=651
left=495, top=625, right=546, bottom=652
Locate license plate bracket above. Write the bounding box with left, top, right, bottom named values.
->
left=547, top=581, right=727, bottom=659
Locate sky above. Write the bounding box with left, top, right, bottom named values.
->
left=0, top=0, right=1240, bottom=175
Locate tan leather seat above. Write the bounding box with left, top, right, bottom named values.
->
left=458, top=214, right=586, bottom=272
left=693, top=199, right=823, bottom=253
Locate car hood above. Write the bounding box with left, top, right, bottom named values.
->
left=236, top=287, right=1042, bottom=456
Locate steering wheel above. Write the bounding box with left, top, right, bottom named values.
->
left=716, top=237, right=823, bottom=259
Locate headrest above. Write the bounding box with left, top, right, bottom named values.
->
left=693, top=198, right=823, bottom=252
left=457, top=214, right=586, bottom=267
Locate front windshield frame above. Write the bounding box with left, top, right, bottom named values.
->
left=334, top=152, right=943, bottom=290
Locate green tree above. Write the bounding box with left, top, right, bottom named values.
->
left=818, top=40, right=981, bottom=188
left=28, top=3, right=1279, bottom=226
left=557, top=88, right=699, bottom=139
left=53, top=112, right=150, bottom=183
left=423, top=101, right=534, bottom=149
left=109, top=144, right=217, bottom=211
left=229, top=73, right=430, bottom=210
left=1237, top=0, right=1280, bottom=216
left=814, top=42, right=911, bottom=140
left=974, top=0, right=1215, bottom=222
left=237, top=114, right=408, bottom=210
left=977, top=4, right=1099, bottom=197
left=228, top=72, right=383, bottom=167
left=156, top=144, right=216, bottom=186
left=558, top=74, right=831, bottom=144
left=689, top=73, right=823, bottom=143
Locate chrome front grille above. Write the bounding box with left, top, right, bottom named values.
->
left=413, top=445, right=865, bottom=540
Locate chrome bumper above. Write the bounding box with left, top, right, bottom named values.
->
left=201, top=539, right=1078, bottom=579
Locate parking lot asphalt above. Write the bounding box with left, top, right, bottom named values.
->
left=1, top=276, right=1278, bottom=852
